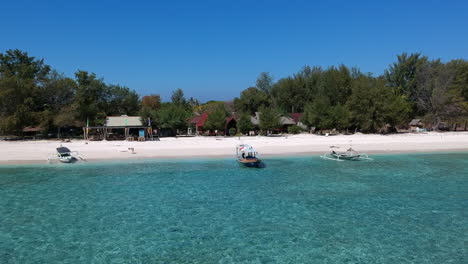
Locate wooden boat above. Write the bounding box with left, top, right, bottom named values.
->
left=321, top=147, right=372, bottom=161
left=236, top=144, right=262, bottom=167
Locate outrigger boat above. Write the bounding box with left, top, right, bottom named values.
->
left=236, top=144, right=262, bottom=167
left=48, top=146, right=86, bottom=163
left=320, top=147, right=372, bottom=161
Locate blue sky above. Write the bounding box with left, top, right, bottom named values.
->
left=2, top=0, right=467, bottom=102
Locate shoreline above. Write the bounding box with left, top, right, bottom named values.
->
left=1, top=132, right=467, bottom=165
left=1, top=149, right=467, bottom=166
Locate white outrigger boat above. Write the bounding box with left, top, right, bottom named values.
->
left=320, top=147, right=372, bottom=161
left=236, top=144, right=262, bottom=167
left=47, top=147, right=86, bottom=163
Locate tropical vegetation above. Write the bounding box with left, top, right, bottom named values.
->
left=1, top=49, right=467, bottom=136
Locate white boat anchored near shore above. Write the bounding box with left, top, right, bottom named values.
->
left=320, top=147, right=372, bottom=161
left=236, top=144, right=262, bottom=167
left=47, top=147, right=86, bottom=163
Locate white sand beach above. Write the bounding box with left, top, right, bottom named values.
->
left=1, top=132, right=468, bottom=164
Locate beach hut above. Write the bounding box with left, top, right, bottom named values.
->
left=83, top=115, right=152, bottom=141
left=245, top=113, right=260, bottom=135
left=279, top=116, right=296, bottom=132
left=188, top=113, right=239, bottom=136
left=22, top=126, right=43, bottom=139
left=105, top=116, right=148, bottom=141
left=289, top=113, right=307, bottom=130
left=188, top=113, right=209, bottom=135
left=225, top=116, right=237, bottom=135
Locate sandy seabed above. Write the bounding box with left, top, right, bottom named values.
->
left=1, top=132, right=468, bottom=164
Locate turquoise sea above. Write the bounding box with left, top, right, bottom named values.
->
left=0, top=153, right=467, bottom=263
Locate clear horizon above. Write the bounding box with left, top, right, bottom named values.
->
left=2, top=0, right=467, bottom=102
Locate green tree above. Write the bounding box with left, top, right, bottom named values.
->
left=385, top=53, right=427, bottom=96
left=429, top=60, right=468, bottom=122
left=347, top=76, right=411, bottom=132
left=0, top=49, right=50, bottom=80
left=54, top=106, right=78, bottom=128
left=237, top=113, right=254, bottom=134
left=0, top=49, right=51, bottom=134
left=346, top=76, right=384, bottom=132
left=155, top=104, right=190, bottom=135
left=198, top=101, right=225, bottom=113
left=259, top=106, right=280, bottom=134
left=318, top=65, right=352, bottom=106
left=256, top=72, right=273, bottom=94
left=233, top=87, right=270, bottom=114
left=301, top=96, right=332, bottom=129
left=383, top=94, right=412, bottom=128
left=72, top=71, right=108, bottom=125
left=204, top=105, right=228, bottom=133
left=301, top=65, right=323, bottom=104
left=450, top=60, right=468, bottom=101
left=41, top=71, right=77, bottom=113
left=271, top=77, right=307, bottom=113
left=106, top=85, right=140, bottom=116
left=171, top=88, right=186, bottom=106
left=330, top=104, right=351, bottom=131
left=287, top=125, right=303, bottom=134
left=187, top=97, right=200, bottom=111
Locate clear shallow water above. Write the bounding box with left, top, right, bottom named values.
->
left=0, top=153, right=467, bottom=264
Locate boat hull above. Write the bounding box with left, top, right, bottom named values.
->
left=238, top=158, right=262, bottom=168
left=331, top=153, right=361, bottom=161
left=59, top=156, right=76, bottom=163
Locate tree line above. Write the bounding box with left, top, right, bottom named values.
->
left=0, top=50, right=141, bottom=135
left=234, top=53, right=468, bottom=133
left=1, top=49, right=467, bottom=137
left=0, top=49, right=199, bottom=136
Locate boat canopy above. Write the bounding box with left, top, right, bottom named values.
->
left=56, top=147, right=72, bottom=154
left=237, top=144, right=257, bottom=158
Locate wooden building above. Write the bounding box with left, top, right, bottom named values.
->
left=22, top=126, right=43, bottom=139
left=83, top=116, right=152, bottom=141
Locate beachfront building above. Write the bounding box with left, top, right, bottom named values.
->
left=289, top=113, right=307, bottom=130
left=188, top=112, right=306, bottom=136
left=225, top=116, right=237, bottom=135
left=188, top=113, right=208, bottom=135
left=22, top=126, right=43, bottom=139
left=83, top=115, right=152, bottom=141
left=188, top=112, right=238, bottom=136
left=250, top=112, right=305, bottom=134
left=279, top=116, right=296, bottom=131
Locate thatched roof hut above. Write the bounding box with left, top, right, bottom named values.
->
left=22, top=126, right=43, bottom=139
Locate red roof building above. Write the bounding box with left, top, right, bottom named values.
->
left=188, top=113, right=209, bottom=134
left=289, top=113, right=303, bottom=123
left=188, top=113, right=238, bottom=135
